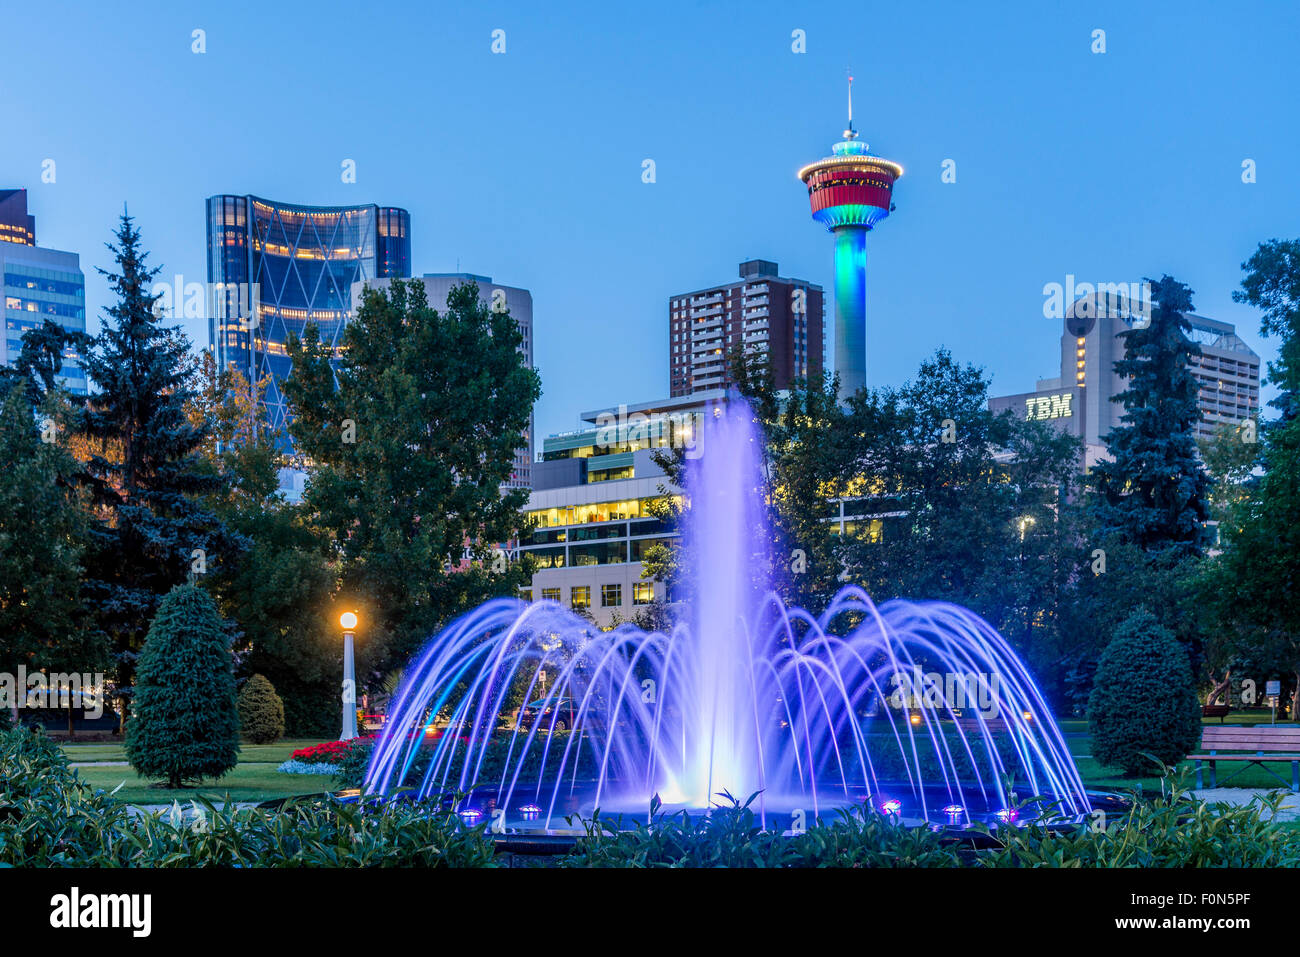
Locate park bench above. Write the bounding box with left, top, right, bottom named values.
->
left=1190, top=725, right=1300, bottom=791
left=1201, top=703, right=1231, bottom=722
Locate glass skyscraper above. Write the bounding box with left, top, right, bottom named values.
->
left=1, top=188, right=86, bottom=395
left=206, top=195, right=410, bottom=446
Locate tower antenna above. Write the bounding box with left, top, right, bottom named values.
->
left=845, top=69, right=857, bottom=140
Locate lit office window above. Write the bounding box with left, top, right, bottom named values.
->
left=601, top=583, right=622, bottom=607
left=571, top=586, right=592, bottom=611
left=633, top=582, right=653, bottom=606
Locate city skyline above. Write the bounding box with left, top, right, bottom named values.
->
left=3, top=0, right=1297, bottom=442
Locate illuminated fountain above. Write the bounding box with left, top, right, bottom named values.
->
left=364, top=398, right=1090, bottom=828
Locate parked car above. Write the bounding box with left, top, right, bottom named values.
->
left=517, top=696, right=605, bottom=732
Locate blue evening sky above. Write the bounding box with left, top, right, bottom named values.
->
left=3, top=0, right=1297, bottom=440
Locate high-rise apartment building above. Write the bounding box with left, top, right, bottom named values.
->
left=206, top=194, right=410, bottom=447
left=668, top=260, right=823, bottom=397
left=1, top=189, right=87, bottom=394
left=352, top=272, right=535, bottom=489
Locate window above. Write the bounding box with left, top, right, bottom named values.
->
left=601, top=583, right=622, bottom=607
left=519, top=589, right=533, bottom=603
left=633, top=582, right=653, bottom=606
left=571, top=586, right=591, bottom=611
left=541, top=587, right=561, bottom=602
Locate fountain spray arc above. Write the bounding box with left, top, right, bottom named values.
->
left=364, top=398, right=1090, bottom=827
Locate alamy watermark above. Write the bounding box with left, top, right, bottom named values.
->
left=887, top=668, right=1002, bottom=719
left=0, top=668, right=106, bottom=718
left=593, top=404, right=703, bottom=459
left=151, top=275, right=260, bottom=330
left=1043, top=275, right=1152, bottom=326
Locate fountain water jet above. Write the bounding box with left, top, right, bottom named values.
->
left=364, top=397, right=1090, bottom=827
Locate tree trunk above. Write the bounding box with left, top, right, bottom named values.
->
left=66, top=694, right=75, bottom=741
left=1207, top=670, right=1232, bottom=707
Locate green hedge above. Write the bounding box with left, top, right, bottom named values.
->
left=5, top=726, right=1296, bottom=868
left=0, top=727, right=494, bottom=867
left=1088, top=608, right=1202, bottom=776
left=562, top=788, right=1300, bottom=868
left=238, top=674, right=286, bottom=744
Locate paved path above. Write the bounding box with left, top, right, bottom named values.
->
left=1192, top=787, right=1300, bottom=822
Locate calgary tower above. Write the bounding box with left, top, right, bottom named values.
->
left=798, top=75, right=903, bottom=397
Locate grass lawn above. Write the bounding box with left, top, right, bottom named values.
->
left=61, top=738, right=337, bottom=805
left=71, top=764, right=337, bottom=805
left=1064, top=711, right=1300, bottom=794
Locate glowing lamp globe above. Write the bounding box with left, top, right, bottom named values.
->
left=340, top=612, right=358, bottom=631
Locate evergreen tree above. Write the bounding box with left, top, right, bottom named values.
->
left=125, top=583, right=240, bottom=787
left=1087, top=608, right=1201, bottom=775
left=75, top=214, right=243, bottom=686
left=237, top=673, right=285, bottom=744
left=1089, top=275, right=1210, bottom=559
left=0, top=318, right=91, bottom=411
left=284, top=279, right=541, bottom=675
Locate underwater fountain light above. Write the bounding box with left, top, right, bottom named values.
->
left=363, top=395, right=1091, bottom=828
left=942, top=804, right=965, bottom=820
left=879, top=799, right=903, bottom=816
left=458, top=808, right=483, bottom=824
left=995, top=808, right=1019, bottom=823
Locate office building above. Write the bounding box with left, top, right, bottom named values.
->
left=989, top=291, right=1260, bottom=469
left=1, top=189, right=86, bottom=394
left=669, top=260, right=823, bottom=397
left=519, top=391, right=724, bottom=627
left=206, top=194, right=411, bottom=447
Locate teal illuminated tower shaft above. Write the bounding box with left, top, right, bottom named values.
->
left=833, top=226, right=869, bottom=397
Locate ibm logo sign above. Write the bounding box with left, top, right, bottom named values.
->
left=1025, top=392, right=1073, bottom=421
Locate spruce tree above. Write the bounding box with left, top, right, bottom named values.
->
left=125, top=583, right=239, bottom=787
left=1089, top=275, right=1210, bottom=559
left=76, top=214, right=243, bottom=685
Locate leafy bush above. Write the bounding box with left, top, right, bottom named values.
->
left=126, top=584, right=241, bottom=787
left=293, top=736, right=375, bottom=766
left=0, top=727, right=495, bottom=867
left=238, top=674, right=285, bottom=744
left=1087, top=608, right=1202, bottom=775
left=5, top=726, right=1297, bottom=868
left=276, top=759, right=338, bottom=775
left=561, top=780, right=1300, bottom=868
left=562, top=791, right=970, bottom=868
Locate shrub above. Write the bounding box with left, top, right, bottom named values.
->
left=1087, top=608, right=1202, bottom=776
left=238, top=674, right=285, bottom=744
left=0, top=726, right=495, bottom=867
left=125, top=584, right=240, bottom=788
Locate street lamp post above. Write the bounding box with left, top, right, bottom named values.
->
left=340, top=611, right=358, bottom=740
